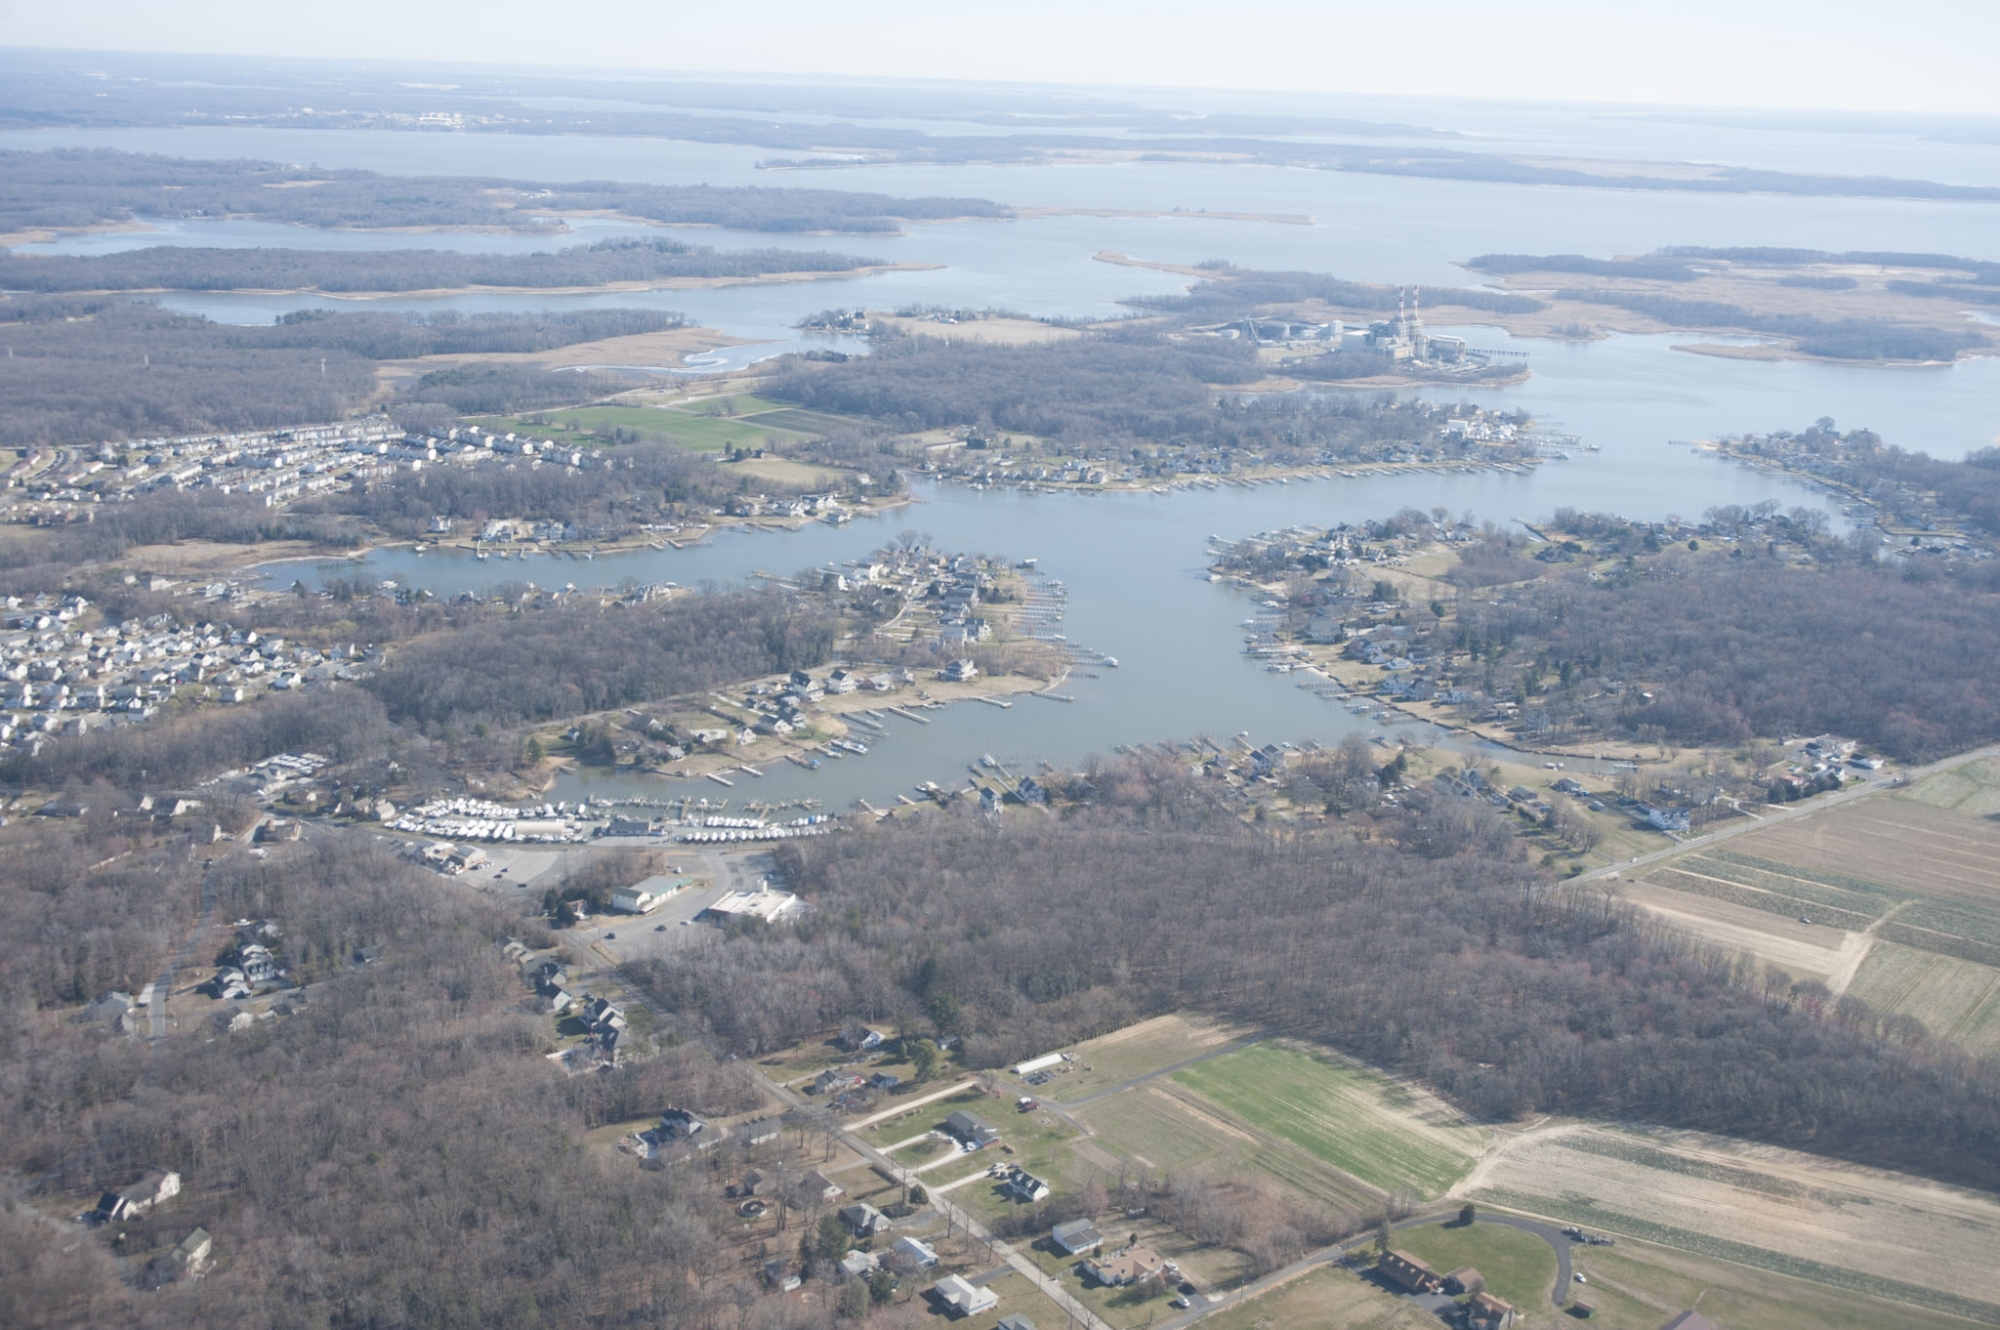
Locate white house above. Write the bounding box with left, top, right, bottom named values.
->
left=933, top=1273, right=998, bottom=1317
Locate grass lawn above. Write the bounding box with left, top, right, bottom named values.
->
left=1173, top=1043, right=1486, bottom=1199
left=1193, top=1266, right=1437, bottom=1330
left=1388, top=1220, right=1558, bottom=1314
left=857, top=1086, right=989, bottom=1151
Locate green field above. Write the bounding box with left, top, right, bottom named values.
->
left=1076, top=1088, right=1385, bottom=1213
left=1172, top=1043, right=1486, bottom=1200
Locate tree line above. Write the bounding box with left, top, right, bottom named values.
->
left=0, top=236, right=880, bottom=294
left=762, top=331, right=1472, bottom=465
left=0, top=298, right=682, bottom=445
left=0, top=147, right=1007, bottom=235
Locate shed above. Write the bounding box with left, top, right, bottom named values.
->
left=1445, top=1265, right=1484, bottom=1295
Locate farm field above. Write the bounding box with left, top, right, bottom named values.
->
left=1388, top=1219, right=1559, bottom=1315
left=1902, top=755, right=2000, bottom=818
left=1560, top=1232, right=1996, bottom=1330
left=1192, top=1266, right=1437, bottom=1330
left=1617, top=754, right=2000, bottom=1052
left=1844, top=942, right=2000, bottom=1053
left=1470, top=1123, right=2000, bottom=1325
left=1745, top=795, right=2000, bottom=909
left=1074, top=1085, right=1386, bottom=1213
left=1044, top=1013, right=1254, bottom=1103
left=1618, top=880, right=1854, bottom=981
left=1171, top=1042, right=1488, bottom=1200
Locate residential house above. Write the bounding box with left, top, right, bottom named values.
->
left=658, top=1108, right=707, bottom=1141
left=941, top=658, right=979, bottom=682
left=814, top=1069, right=864, bottom=1096
left=868, top=1072, right=903, bottom=1092
left=1468, top=1291, right=1516, bottom=1329
left=97, top=1167, right=181, bottom=1222
left=996, top=1317, right=1038, bottom=1330
left=839, top=1202, right=887, bottom=1236
left=893, top=1235, right=939, bottom=1269
left=840, top=1249, right=880, bottom=1278
left=1376, top=1250, right=1443, bottom=1294
left=799, top=1170, right=845, bottom=1203
left=838, top=1025, right=886, bottom=1052
left=1084, top=1245, right=1167, bottom=1287
left=1636, top=803, right=1692, bottom=833
left=170, top=1226, right=213, bottom=1279
left=1050, top=1218, right=1103, bottom=1256
left=1003, top=1169, right=1050, bottom=1202
left=933, top=1273, right=998, bottom=1317
left=237, top=943, right=277, bottom=985
left=944, top=1110, right=1001, bottom=1149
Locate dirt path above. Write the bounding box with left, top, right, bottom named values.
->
left=1825, top=900, right=1914, bottom=997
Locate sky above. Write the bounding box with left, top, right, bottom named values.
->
left=3, top=0, right=1998, bottom=117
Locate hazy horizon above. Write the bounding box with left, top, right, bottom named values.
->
left=4, top=0, right=1998, bottom=117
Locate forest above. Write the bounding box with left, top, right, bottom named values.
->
left=0, top=820, right=779, bottom=1330
left=1137, top=265, right=1546, bottom=319
left=0, top=299, right=684, bottom=444
left=0, top=148, right=1007, bottom=235
left=0, top=236, right=881, bottom=293
left=1551, top=289, right=1987, bottom=360
left=763, top=331, right=1468, bottom=464
left=1413, top=525, right=2000, bottom=762
left=364, top=588, right=839, bottom=731
left=631, top=755, right=2000, bottom=1196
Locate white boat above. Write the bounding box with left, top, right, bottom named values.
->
left=1102, top=656, right=1120, bottom=667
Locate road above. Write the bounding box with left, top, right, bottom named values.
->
left=587, top=917, right=1111, bottom=1330
left=1576, top=740, right=2000, bottom=887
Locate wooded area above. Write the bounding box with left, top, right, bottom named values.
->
left=0, top=148, right=1006, bottom=234
left=0, top=236, right=879, bottom=293
left=764, top=332, right=1461, bottom=464
left=0, top=299, right=683, bottom=444
left=1417, top=525, right=2000, bottom=762
left=630, top=757, right=2000, bottom=1197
